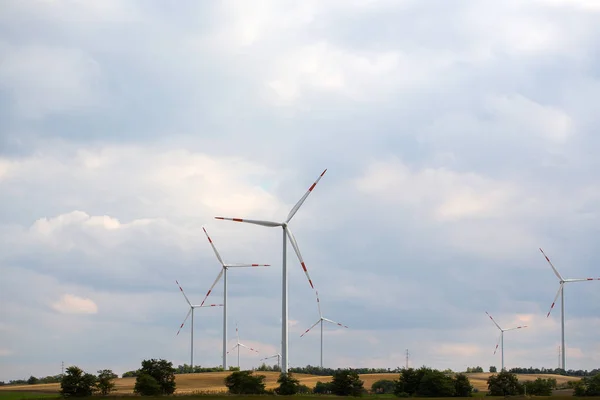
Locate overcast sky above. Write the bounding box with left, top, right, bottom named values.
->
left=1, top=0, right=600, bottom=382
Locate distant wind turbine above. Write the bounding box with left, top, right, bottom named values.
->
left=260, top=353, right=282, bottom=370
left=215, top=169, right=327, bottom=373
left=485, top=311, right=527, bottom=371
left=227, top=323, right=259, bottom=369
left=200, top=227, right=269, bottom=370
left=175, top=280, right=222, bottom=369
left=300, top=290, right=348, bottom=368
left=539, top=248, right=600, bottom=371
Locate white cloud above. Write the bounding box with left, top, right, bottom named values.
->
left=52, top=294, right=98, bottom=314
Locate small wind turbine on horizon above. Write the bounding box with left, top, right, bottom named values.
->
left=227, top=323, right=259, bottom=370
left=200, top=227, right=269, bottom=370
left=215, top=169, right=327, bottom=373
left=300, top=290, right=348, bottom=368
left=485, top=311, right=527, bottom=372
left=175, top=280, right=223, bottom=369
left=260, top=353, right=282, bottom=370
left=539, top=248, right=600, bottom=371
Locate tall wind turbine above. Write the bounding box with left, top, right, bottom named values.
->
left=200, top=227, right=269, bottom=370
left=215, top=169, right=327, bottom=373
left=539, top=248, right=600, bottom=371
left=260, top=353, right=282, bottom=370
left=175, top=280, right=223, bottom=369
left=227, top=323, right=259, bottom=369
left=485, top=311, right=527, bottom=371
left=300, top=290, right=348, bottom=368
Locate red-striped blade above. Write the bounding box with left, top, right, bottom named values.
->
left=203, top=227, right=224, bottom=265
left=539, top=248, right=564, bottom=281
left=200, top=269, right=224, bottom=307
left=226, top=263, right=270, bottom=268
left=239, top=343, right=259, bottom=353
left=176, top=280, right=192, bottom=307
left=504, top=325, right=528, bottom=331
left=547, top=283, right=563, bottom=318
left=196, top=304, right=224, bottom=307
left=485, top=311, right=502, bottom=330
left=285, top=226, right=314, bottom=289
left=214, top=217, right=282, bottom=227
left=285, top=169, right=327, bottom=224
left=176, top=308, right=192, bottom=336
left=493, top=333, right=501, bottom=355
left=315, top=290, right=322, bottom=318
left=323, top=317, right=348, bottom=328
left=300, top=319, right=321, bottom=338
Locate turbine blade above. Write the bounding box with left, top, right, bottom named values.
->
left=214, top=217, right=282, bottom=227
left=286, top=169, right=327, bottom=224
left=226, top=344, right=239, bottom=354
left=300, top=319, right=322, bottom=337
left=547, top=283, right=564, bottom=318
left=202, top=226, right=224, bottom=265
left=176, top=308, right=192, bottom=336
left=493, top=333, right=501, bottom=355
left=323, top=317, right=349, bottom=328
left=539, top=248, right=564, bottom=281
left=175, top=280, right=192, bottom=306
left=315, top=290, right=322, bottom=318
left=485, top=311, right=502, bottom=331
left=194, top=303, right=224, bottom=307
left=200, top=269, right=224, bottom=306
left=566, top=277, right=600, bottom=282
left=260, top=354, right=280, bottom=361
left=225, top=263, right=270, bottom=268
left=285, top=226, right=314, bottom=289
left=239, top=343, right=259, bottom=353
left=504, top=325, right=528, bottom=331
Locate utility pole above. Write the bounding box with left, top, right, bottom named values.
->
left=61, top=361, right=64, bottom=376
left=405, top=349, right=410, bottom=369
left=558, top=346, right=561, bottom=369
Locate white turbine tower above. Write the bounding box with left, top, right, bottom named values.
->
left=215, top=169, right=327, bottom=373
left=199, top=227, right=269, bottom=370
left=300, top=290, right=348, bottom=368
left=485, top=311, right=527, bottom=372
left=175, top=280, right=223, bottom=369
left=539, top=248, right=600, bottom=371
left=260, top=353, right=282, bottom=370
left=227, top=323, right=259, bottom=369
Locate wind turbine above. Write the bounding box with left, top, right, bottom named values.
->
left=175, top=280, right=223, bottom=369
left=485, top=311, right=527, bottom=371
left=199, top=227, right=269, bottom=370
left=260, top=353, right=282, bottom=370
left=300, top=290, right=348, bottom=368
left=539, top=248, right=600, bottom=371
left=227, top=323, right=259, bottom=369
left=215, top=169, right=327, bottom=373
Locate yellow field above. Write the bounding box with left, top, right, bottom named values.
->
left=0, top=371, right=580, bottom=394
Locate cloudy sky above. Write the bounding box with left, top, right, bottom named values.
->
left=2, top=0, right=600, bottom=381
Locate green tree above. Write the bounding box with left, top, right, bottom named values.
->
left=489, top=366, right=497, bottom=373
left=487, top=371, right=522, bottom=396
left=27, top=376, right=39, bottom=385
left=60, top=366, right=97, bottom=397
left=396, top=367, right=430, bottom=396
left=572, top=374, right=600, bottom=396
left=372, top=379, right=396, bottom=394
left=275, top=372, right=300, bottom=395
left=135, top=359, right=176, bottom=395
left=224, top=371, right=266, bottom=394
left=331, top=369, right=364, bottom=396
left=134, top=373, right=161, bottom=396
left=96, top=369, right=117, bottom=395
left=454, top=373, right=473, bottom=397
left=417, top=370, right=456, bottom=397
left=314, top=381, right=333, bottom=394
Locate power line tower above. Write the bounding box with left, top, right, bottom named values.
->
left=405, top=349, right=410, bottom=369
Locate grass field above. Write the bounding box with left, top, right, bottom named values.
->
left=0, top=372, right=583, bottom=396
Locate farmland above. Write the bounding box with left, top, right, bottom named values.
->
left=0, top=371, right=581, bottom=395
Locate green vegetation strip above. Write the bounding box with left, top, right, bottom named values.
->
left=0, top=392, right=60, bottom=400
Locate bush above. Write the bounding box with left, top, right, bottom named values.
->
left=134, top=373, right=161, bottom=396
left=134, top=359, right=176, bottom=395
left=314, top=381, right=334, bottom=394
left=454, top=373, right=473, bottom=397
left=27, top=376, right=39, bottom=385
left=487, top=371, right=522, bottom=396
left=298, top=384, right=312, bottom=394
left=395, top=367, right=473, bottom=397
left=522, top=377, right=556, bottom=396
left=60, top=366, right=97, bottom=397
left=572, top=374, right=600, bottom=396
left=275, top=372, right=300, bottom=395
left=224, top=370, right=266, bottom=394
left=372, top=379, right=396, bottom=394
left=489, top=366, right=497, bottom=373
left=96, top=369, right=117, bottom=395
left=331, top=369, right=364, bottom=396
left=418, top=370, right=456, bottom=397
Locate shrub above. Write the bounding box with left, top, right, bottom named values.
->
left=454, top=373, right=473, bottom=397
left=275, top=372, right=300, bottom=395
left=134, top=359, right=176, bottom=395
left=96, top=369, right=117, bottom=395
left=372, top=379, right=396, bottom=394
left=60, top=366, right=97, bottom=397
left=224, top=370, right=266, bottom=394
left=572, top=374, right=600, bottom=396
left=314, top=381, right=333, bottom=394
left=134, top=373, right=161, bottom=396
left=331, top=369, right=364, bottom=396
left=487, top=371, right=522, bottom=396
